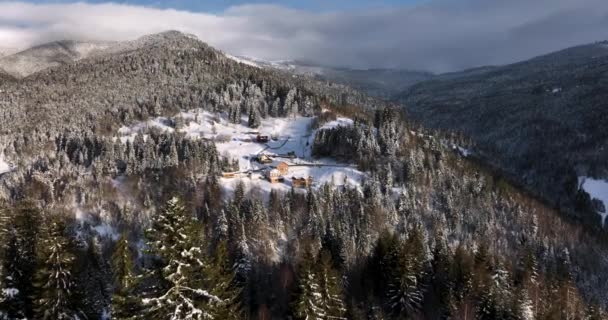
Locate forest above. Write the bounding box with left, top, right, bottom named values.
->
left=0, top=31, right=606, bottom=319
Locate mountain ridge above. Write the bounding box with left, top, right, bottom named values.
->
left=396, top=40, right=608, bottom=226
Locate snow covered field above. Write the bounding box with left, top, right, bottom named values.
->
left=0, top=154, right=12, bottom=175
left=117, top=110, right=366, bottom=195
left=579, top=177, right=608, bottom=226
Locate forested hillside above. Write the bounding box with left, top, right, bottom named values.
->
left=0, top=31, right=607, bottom=319
left=396, top=41, right=608, bottom=231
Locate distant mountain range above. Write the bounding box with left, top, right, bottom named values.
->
left=225, top=55, right=434, bottom=99
left=396, top=41, right=608, bottom=225
left=1, top=40, right=433, bottom=99
left=0, top=40, right=115, bottom=78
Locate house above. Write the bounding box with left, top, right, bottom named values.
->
left=256, top=154, right=273, bottom=164
left=222, top=172, right=237, bottom=178
left=277, top=162, right=289, bottom=175
left=256, top=135, right=269, bottom=143
left=292, top=176, right=313, bottom=188
left=266, top=169, right=283, bottom=183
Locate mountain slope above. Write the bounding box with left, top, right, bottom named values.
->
left=227, top=55, right=434, bottom=99
left=0, top=48, right=18, bottom=58
left=0, top=40, right=114, bottom=78
left=0, top=31, right=607, bottom=317
left=396, top=41, right=608, bottom=226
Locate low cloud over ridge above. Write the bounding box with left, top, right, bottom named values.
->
left=1, top=0, right=608, bottom=72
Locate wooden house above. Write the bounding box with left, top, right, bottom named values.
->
left=256, top=135, right=269, bottom=143
left=292, top=176, right=313, bottom=188
left=222, top=172, right=237, bottom=178
left=256, top=154, right=273, bottom=164
left=266, top=169, right=283, bottom=183
left=277, top=162, right=289, bottom=175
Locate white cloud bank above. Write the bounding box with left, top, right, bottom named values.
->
left=2, top=0, right=608, bottom=72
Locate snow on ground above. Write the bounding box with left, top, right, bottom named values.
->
left=320, top=117, right=354, bottom=129
left=455, top=146, right=472, bottom=157
left=0, top=154, right=13, bottom=175
left=74, top=205, right=120, bottom=240
left=116, top=110, right=366, bottom=195
left=116, top=117, right=175, bottom=143
left=224, top=54, right=261, bottom=68
left=579, top=176, right=608, bottom=226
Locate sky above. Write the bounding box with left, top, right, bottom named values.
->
left=18, top=0, right=427, bottom=12
left=1, top=0, right=608, bottom=73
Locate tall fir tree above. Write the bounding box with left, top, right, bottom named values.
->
left=140, top=197, right=240, bottom=319
left=77, top=236, right=112, bottom=318
left=247, top=107, right=261, bottom=128
left=315, top=250, right=347, bottom=320
left=291, top=249, right=322, bottom=320
left=34, top=216, right=82, bottom=320
left=0, top=202, right=42, bottom=319
left=386, top=227, right=426, bottom=318
left=111, top=233, right=140, bottom=320
left=206, top=241, right=242, bottom=320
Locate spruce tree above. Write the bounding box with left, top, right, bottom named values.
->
left=207, top=241, right=241, bottom=320
left=0, top=202, right=18, bottom=320
left=77, top=236, right=112, bottom=318
left=247, top=107, right=260, bottom=128
left=0, top=203, right=42, bottom=319
left=111, top=233, right=140, bottom=319
left=449, top=244, right=474, bottom=319
left=315, top=250, right=347, bottom=319
left=34, top=217, right=82, bottom=320
left=140, top=197, right=239, bottom=319
left=386, top=227, right=426, bottom=318
left=429, top=231, right=453, bottom=319
left=291, top=249, right=322, bottom=319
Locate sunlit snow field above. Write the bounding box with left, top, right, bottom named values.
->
left=579, top=177, right=608, bottom=226
left=117, top=110, right=365, bottom=197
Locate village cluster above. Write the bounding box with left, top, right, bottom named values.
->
left=221, top=134, right=314, bottom=188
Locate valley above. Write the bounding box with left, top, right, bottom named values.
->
left=0, top=30, right=607, bottom=319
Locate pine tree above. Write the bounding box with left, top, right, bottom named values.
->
left=449, top=244, right=474, bottom=320
left=207, top=241, right=241, bottom=320
left=386, top=227, right=426, bottom=318
left=513, top=287, right=535, bottom=320
left=291, top=249, right=322, bottom=320
left=315, top=250, right=347, bottom=319
left=0, top=203, right=42, bottom=319
left=34, top=217, right=82, bottom=320
left=111, top=233, right=140, bottom=319
left=0, top=202, right=16, bottom=320
left=76, top=236, right=112, bottom=318
left=429, top=231, right=453, bottom=319
left=140, top=197, right=239, bottom=319
left=247, top=107, right=260, bottom=128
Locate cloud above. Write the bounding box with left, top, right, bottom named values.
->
left=1, top=0, right=608, bottom=72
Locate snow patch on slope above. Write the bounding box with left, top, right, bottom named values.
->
left=117, top=110, right=366, bottom=195
left=224, top=54, right=261, bottom=68
left=320, top=117, right=354, bottom=129
left=579, top=177, right=608, bottom=226
left=0, top=154, right=13, bottom=175
left=0, top=41, right=114, bottom=78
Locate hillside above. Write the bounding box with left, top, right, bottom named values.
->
left=0, top=40, right=114, bottom=78
left=227, top=55, right=434, bottom=99
left=0, top=31, right=607, bottom=318
left=397, top=41, right=608, bottom=228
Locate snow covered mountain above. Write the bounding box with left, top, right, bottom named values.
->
left=0, top=30, right=607, bottom=318
left=396, top=40, right=608, bottom=227
left=0, top=48, right=18, bottom=59
left=225, top=55, right=434, bottom=99
left=0, top=40, right=114, bottom=78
